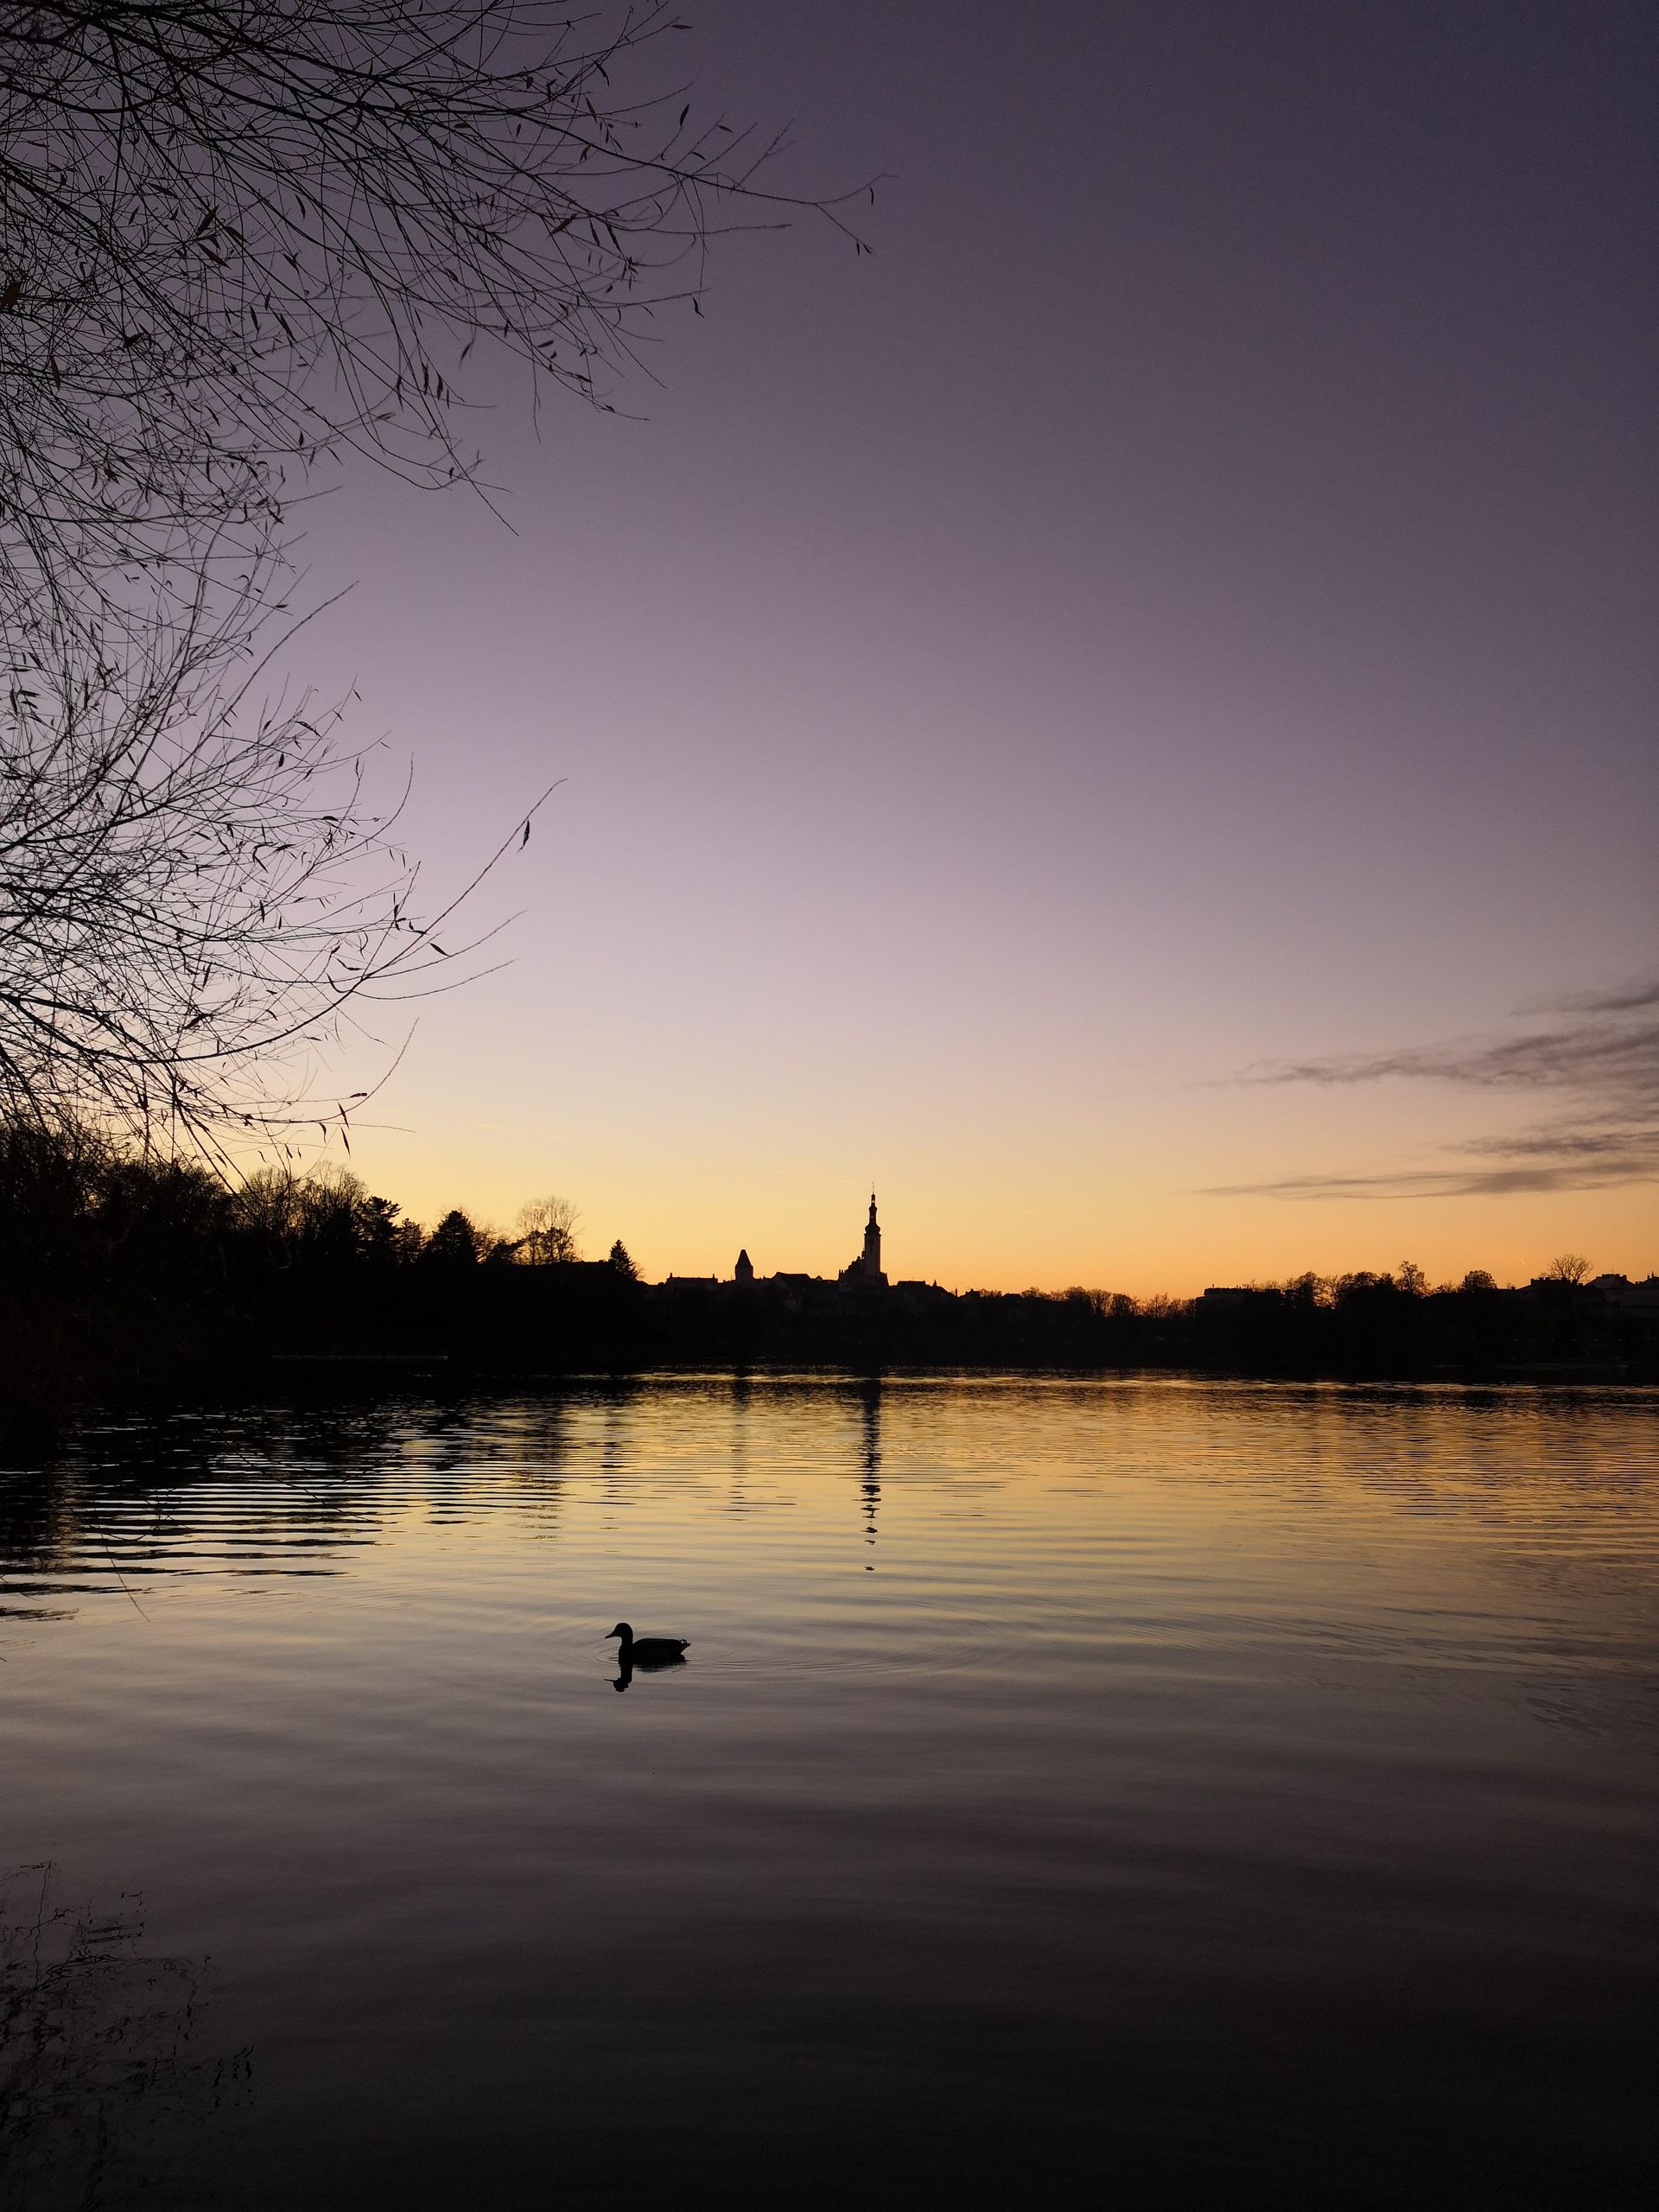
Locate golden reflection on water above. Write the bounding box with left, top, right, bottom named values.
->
left=0, top=1378, right=1656, bottom=2209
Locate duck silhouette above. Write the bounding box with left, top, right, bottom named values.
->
left=606, top=1622, right=690, bottom=1668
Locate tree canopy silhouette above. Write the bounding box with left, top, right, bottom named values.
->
left=0, top=3, right=868, bottom=1153
left=2, top=0, right=868, bottom=632
left=1543, top=1253, right=1592, bottom=1284
left=0, top=554, right=549, bottom=1154
left=423, top=1206, right=484, bottom=1267
left=516, top=1192, right=580, bottom=1262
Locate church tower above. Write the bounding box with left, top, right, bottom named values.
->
left=862, top=1192, right=881, bottom=1280
left=838, top=1191, right=888, bottom=1287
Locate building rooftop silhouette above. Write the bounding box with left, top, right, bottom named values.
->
left=659, top=1191, right=944, bottom=1304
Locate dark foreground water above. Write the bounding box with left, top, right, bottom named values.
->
left=2, top=1376, right=1656, bottom=2209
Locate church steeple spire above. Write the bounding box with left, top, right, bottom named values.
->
left=836, top=1190, right=888, bottom=1288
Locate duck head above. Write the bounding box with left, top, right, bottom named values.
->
left=606, top=1622, right=632, bottom=1643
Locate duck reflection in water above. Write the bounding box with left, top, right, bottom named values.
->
left=606, top=1620, right=690, bottom=1692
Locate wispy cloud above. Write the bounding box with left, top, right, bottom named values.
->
left=1528, top=975, right=1659, bottom=1017
left=1212, top=977, right=1659, bottom=1198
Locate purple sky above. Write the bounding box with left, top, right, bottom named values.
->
left=295, top=0, right=1656, bottom=1290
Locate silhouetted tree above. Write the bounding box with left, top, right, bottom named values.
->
left=516, top=1194, right=580, bottom=1264
left=422, top=1209, right=482, bottom=1268
left=1543, top=1253, right=1592, bottom=1284
left=2, top=0, right=870, bottom=635
left=609, top=1239, right=639, bottom=1280
left=1460, top=1268, right=1497, bottom=1293
left=0, top=513, right=569, bottom=1154
left=2, top=3, right=871, bottom=1150
left=359, top=1194, right=419, bottom=1266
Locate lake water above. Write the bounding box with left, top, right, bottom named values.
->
left=2, top=1376, right=1656, bottom=2209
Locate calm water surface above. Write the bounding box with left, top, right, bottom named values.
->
left=2, top=1376, right=1656, bottom=2208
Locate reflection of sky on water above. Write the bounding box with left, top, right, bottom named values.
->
left=0, top=1382, right=1655, bottom=2206
left=5, top=1381, right=1656, bottom=1650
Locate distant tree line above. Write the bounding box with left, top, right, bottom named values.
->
left=0, top=1116, right=636, bottom=1280
left=0, top=1117, right=639, bottom=1430
left=1, top=1121, right=1652, bottom=1446
left=700, top=1268, right=1649, bottom=1379
left=1170, top=1262, right=1649, bottom=1379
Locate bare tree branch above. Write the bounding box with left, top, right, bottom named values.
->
left=0, top=3, right=873, bottom=1152
left=1, top=0, right=874, bottom=632
left=0, top=531, right=556, bottom=1162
